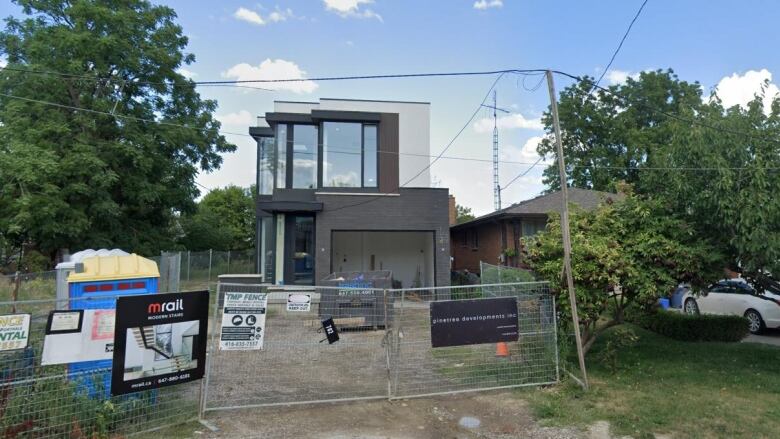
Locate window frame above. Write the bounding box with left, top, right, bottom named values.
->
left=319, top=121, right=379, bottom=190
left=274, top=120, right=380, bottom=190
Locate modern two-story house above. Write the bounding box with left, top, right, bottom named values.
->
left=249, top=98, right=451, bottom=288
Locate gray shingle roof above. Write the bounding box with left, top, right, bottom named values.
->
left=452, top=188, right=622, bottom=229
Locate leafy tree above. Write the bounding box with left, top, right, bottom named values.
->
left=0, top=0, right=235, bottom=260
left=641, top=92, right=780, bottom=284
left=524, top=189, right=722, bottom=353
left=540, top=68, right=780, bottom=286
left=456, top=204, right=475, bottom=224
left=537, top=69, right=704, bottom=192
left=179, top=185, right=255, bottom=251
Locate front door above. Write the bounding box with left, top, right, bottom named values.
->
left=284, top=215, right=315, bottom=285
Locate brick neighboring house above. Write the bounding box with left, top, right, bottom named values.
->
left=450, top=188, right=621, bottom=273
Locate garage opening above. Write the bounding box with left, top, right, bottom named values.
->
left=331, top=231, right=435, bottom=288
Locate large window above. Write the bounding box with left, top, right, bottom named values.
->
left=292, top=125, right=318, bottom=189
left=323, top=122, right=378, bottom=188
left=257, top=136, right=274, bottom=195
left=275, top=125, right=287, bottom=190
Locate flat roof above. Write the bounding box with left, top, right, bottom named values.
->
left=320, top=97, right=430, bottom=105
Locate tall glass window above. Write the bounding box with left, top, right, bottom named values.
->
left=323, top=122, right=362, bottom=187
left=257, top=136, right=274, bottom=195
left=323, top=122, right=378, bottom=188
left=363, top=125, right=378, bottom=187
left=275, top=125, right=287, bottom=189
left=292, top=125, right=318, bottom=189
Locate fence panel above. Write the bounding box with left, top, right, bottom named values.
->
left=0, top=295, right=199, bottom=438
left=203, top=284, right=391, bottom=411
left=390, top=282, right=558, bottom=399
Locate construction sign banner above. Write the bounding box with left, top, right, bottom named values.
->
left=111, top=290, right=209, bottom=396
left=0, top=314, right=30, bottom=351
left=429, top=297, right=519, bottom=348
left=219, top=291, right=267, bottom=350
left=41, top=310, right=117, bottom=365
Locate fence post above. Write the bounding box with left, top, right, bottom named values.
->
left=187, top=250, right=191, bottom=282
left=383, top=288, right=391, bottom=400
left=227, top=250, right=231, bottom=273
left=208, top=249, right=213, bottom=285
left=12, top=272, right=20, bottom=313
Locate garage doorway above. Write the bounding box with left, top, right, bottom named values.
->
left=331, top=231, right=435, bottom=288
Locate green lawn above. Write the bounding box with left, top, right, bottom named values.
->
left=524, top=325, right=780, bottom=439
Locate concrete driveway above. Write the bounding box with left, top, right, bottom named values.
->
left=744, top=328, right=780, bottom=346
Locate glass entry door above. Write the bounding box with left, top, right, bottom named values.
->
left=284, top=215, right=315, bottom=285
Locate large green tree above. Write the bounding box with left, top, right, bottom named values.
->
left=0, top=0, right=234, bottom=259
left=178, top=185, right=255, bottom=251
left=540, top=70, right=780, bottom=286
left=524, top=190, right=722, bottom=353
left=538, top=69, right=704, bottom=192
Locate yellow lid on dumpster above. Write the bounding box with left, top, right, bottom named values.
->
left=67, top=254, right=159, bottom=283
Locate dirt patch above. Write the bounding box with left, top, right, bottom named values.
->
left=198, top=391, right=583, bottom=439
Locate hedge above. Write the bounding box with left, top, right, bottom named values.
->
left=628, top=309, right=749, bottom=342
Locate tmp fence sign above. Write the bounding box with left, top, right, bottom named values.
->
left=219, top=291, right=267, bottom=350
left=429, top=297, right=519, bottom=348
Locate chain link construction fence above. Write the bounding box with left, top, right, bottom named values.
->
left=0, top=279, right=557, bottom=437
left=0, top=295, right=200, bottom=438
left=202, top=281, right=557, bottom=413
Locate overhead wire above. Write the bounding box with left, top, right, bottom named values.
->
left=2, top=76, right=779, bottom=172
left=591, top=0, right=650, bottom=91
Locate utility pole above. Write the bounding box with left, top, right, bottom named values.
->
left=546, top=70, right=589, bottom=389
left=482, top=93, right=510, bottom=211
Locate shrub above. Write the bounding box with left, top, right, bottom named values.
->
left=628, top=309, right=749, bottom=342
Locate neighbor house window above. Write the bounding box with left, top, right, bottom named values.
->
left=323, top=122, right=378, bottom=188
left=522, top=219, right=547, bottom=237
left=292, top=125, right=318, bottom=189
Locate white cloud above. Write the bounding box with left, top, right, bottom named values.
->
left=177, top=67, right=197, bottom=79
left=222, top=59, right=318, bottom=94
left=473, top=0, right=503, bottom=10
left=473, top=113, right=543, bottom=133
left=234, top=7, right=265, bottom=25
left=712, top=69, right=780, bottom=114
left=216, top=110, right=254, bottom=127
left=268, top=7, right=294, bottom=22
left=323, top=0, right=382, bottom=21
left=502, top=136, right=552, bottom=165
left=605, top=69, right=639, bottom=85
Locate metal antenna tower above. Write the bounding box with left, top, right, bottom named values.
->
left=482, top=91, right=510, bottom=210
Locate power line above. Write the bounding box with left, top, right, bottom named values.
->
left=592, top=0, right=650, bottom=91
left=2, top=64, right=548, bottom=89
left=4, top=87, right=780, bottom=173
left=501, top=156, right=546, bottom=191
left=324, top=72, right=511, bottom=213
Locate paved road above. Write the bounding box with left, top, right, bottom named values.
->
left=744, top=328, right=780, bottom=346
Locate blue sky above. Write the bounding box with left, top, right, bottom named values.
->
left=4, top=0, right=780, bottom=215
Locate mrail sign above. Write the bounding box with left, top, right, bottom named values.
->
left=111, top=291, right=209, bottom=396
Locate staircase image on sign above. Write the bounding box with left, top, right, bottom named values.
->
left=123, top=321, right=199, bottom=381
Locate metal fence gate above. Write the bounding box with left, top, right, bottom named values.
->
left=202, top=281, right=557, bottom=413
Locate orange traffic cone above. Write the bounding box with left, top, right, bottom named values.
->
left=495, top=342, right=509, bottom=357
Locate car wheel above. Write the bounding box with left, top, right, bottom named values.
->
left=745, top=309, right=765, bottom=334
left=684, top=298, right=699, bottom=315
